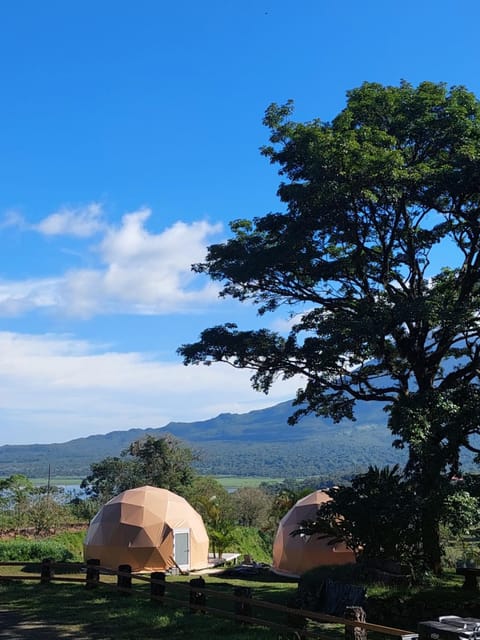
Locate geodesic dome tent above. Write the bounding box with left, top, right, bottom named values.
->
left=84, top=485, right=209, bottom=572
left=272, top=490, right=355, bottom=578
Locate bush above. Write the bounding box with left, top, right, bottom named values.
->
left=0, top=538, right=75, bottom=562
left=49, top=531, right=85, bottom=561
left=224, top=526, right=272, bottom=564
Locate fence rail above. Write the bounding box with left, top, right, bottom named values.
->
left=0, top=560, right=418, bottom=640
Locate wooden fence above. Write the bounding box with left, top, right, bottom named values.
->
left=0, top=560, right=419, bottom=640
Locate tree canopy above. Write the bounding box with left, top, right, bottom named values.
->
left=179, top=81, right=480, bottom=572
left=81, top=434, right=197, bottom=502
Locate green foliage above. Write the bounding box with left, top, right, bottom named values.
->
left=295, top=465, right=422, bottom=567
left=81, top=434, right=197, bottom=502
left=441, top=490, right=479, bottom=534
left=230, top=487, right=273, bottom=528
left=181, top=475, right=233, bottom=525
left=68, top=495, right=100, bottom=521
left=224, top=526, right=272, bottom=564
left=260, top=477, right=330, bottom=495
left=0, top=475, right=72, bottom=534
left=183, top=475, right=235, bottom=557
left=80, top=457, right=139, bottom=502
left=125, top=434, right=197, bottom=493
left=0, top=538, right=75, bottom=562
left=0, top=474, right=34, bottom=532
left=49, top=531, right=86, bottom=561
left=29, top=495, right=71, bottom=535
left=179, top=81, right=480, bottom=573
left=209, top=521, right=236, bottom=558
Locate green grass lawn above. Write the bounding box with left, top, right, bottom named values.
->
left=0, top=568, right=299, bottom=640
left=2, top=562, right=480, bottom=639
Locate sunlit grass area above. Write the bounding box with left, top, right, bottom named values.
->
left=0, top=571, right=299, bottom=640
left=1, top=561, right=477, bottom=639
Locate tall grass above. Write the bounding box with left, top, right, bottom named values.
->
left=0, top=530, right=85, bottom=562
left=227, top=527, right=272, bottom=564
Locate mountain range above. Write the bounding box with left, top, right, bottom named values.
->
left=0, top=398, right=413, bottom=481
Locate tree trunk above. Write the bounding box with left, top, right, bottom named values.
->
left=421, top=507, right=442, bottom=576
left=405, top=422, right=446, bottom=577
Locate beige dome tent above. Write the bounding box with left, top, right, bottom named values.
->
left=84, top=485, right=209, bottom=572
left=272, top=490, right=355, bottom=578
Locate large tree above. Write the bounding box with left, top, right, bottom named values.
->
left=179, top=81, right=480, bottom=573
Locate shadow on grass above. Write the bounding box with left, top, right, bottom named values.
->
left=0, top=581, right=286, bottom=639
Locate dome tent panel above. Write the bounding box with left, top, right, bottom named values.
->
left=118, top=503, right=145, bottom=523
left=84, top=486, right=209, bottom=572
left=272, top=490, right=355, bottom=578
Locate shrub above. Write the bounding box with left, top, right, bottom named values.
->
left=224, top=526, right=272, bottom=564
left=49, top=531, right=85, bottom=561
left=0, top=538, right=75, bottom=562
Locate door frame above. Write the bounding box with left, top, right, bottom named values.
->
left=173, top=528, right=190, bottom=571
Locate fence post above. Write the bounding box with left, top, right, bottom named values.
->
left=85, top=558, right=100, bottom=589
left=344, top=606, right=367, bottom=640
left=151, top=572, right=166, bottom=603
left=117, top=564, right=132, bottom=595
left=40, top=558, right=54, bottom=584
left=189, top=577, right=206, bottom=613
left=286, top=595, right=307, bottom=636
left=234, top=586, right=252, bottom=622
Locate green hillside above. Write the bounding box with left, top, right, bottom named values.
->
left=0, top=399, right=405, bottom=479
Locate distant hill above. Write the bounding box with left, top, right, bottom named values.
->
left=0, top=399, right=411, bottom=480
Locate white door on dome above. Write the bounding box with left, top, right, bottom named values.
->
left=173, top=529, right=190, bottom=570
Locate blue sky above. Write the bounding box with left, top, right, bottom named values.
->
left=1, top=0, right=479, bottom=445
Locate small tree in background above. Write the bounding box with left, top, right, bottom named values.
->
left=29, top=486, right=69, bottom=535
left=231, top=487, right=273, bottom=528
left=126, top=434, right=197, bottom=494
left=81, top=434, right=197, bottom=504
left=0, top=474, right=34, bottom=533
left=80, top=456, right=140, bottom=503
left=184, top=476, right=235, bottom=557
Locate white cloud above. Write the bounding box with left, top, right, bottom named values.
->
left=0, top=331, right=301, bottom=444
left=0, top=277, right=62, bottom=315
left=34, top=202, right=105, bottom=237
left=0, top=209, right=224, bottom=317
left=269, top=310, right=313, bottom=334
left=0, top=210, right=27, bottom=230
left=91, top=209, right=223, bottom=313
